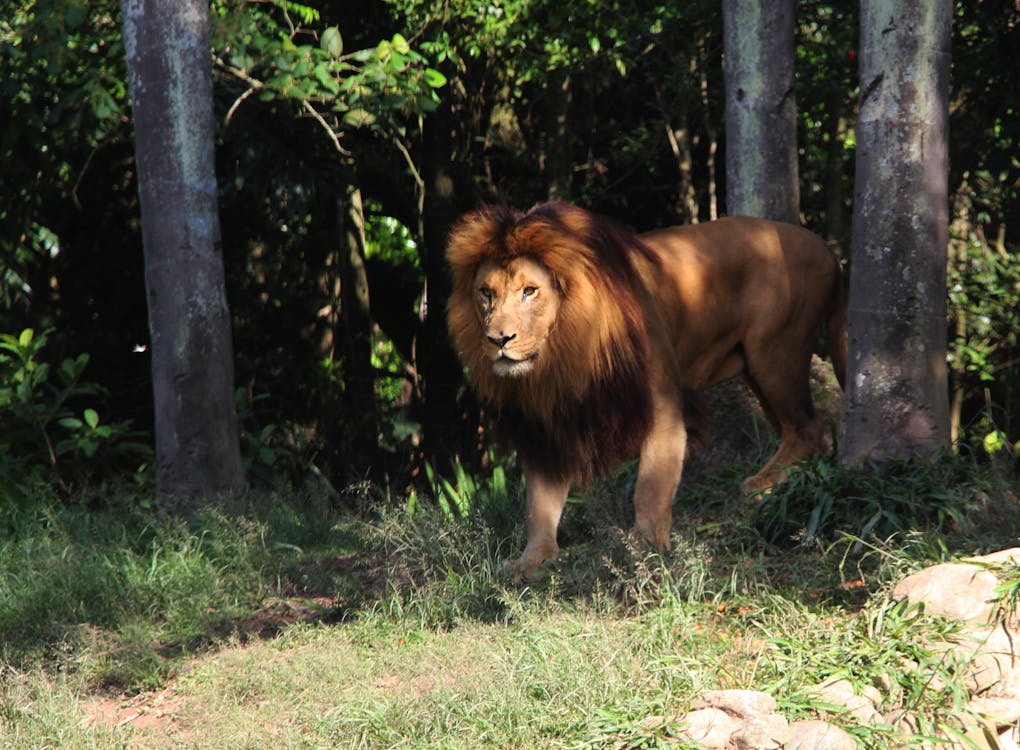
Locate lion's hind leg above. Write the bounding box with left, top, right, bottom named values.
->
left=740, top=357, right=824, bottom=496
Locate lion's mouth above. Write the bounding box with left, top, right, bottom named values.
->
left=492, top=353, right=537, bottom=377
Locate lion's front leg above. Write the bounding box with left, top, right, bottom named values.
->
left=632, top=393, right=687, bottom=550
left=508, top=462, right=570, bottom=581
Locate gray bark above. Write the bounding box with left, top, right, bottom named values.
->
left=723, top=0, right=799, bottom=223
left=841, top=0, right=952, bottom=463
left=122, top=0, right=244, bottom=501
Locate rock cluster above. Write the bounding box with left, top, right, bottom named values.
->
left=676, top=549, right=1020, bottom=749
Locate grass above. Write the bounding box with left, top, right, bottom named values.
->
left=0, top=454, right=1017, bottom=748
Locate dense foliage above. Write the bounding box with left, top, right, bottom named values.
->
left=1, top=0, right=1017, bottom=500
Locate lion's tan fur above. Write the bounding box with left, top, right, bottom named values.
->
left=445, top=202, right=846, bottom=579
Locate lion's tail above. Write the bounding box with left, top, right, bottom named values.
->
left=827, top=270, right=848, bottom=390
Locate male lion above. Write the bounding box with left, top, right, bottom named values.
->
left=446, top=202, right=846, bottom=579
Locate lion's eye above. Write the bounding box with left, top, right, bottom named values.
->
left=479, top=287, right=493, bottom=302
left=522, top=286, right=538, bottom=298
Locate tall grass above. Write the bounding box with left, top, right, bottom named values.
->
left=0, top=455, right=1016, bottom=748
left=0, top=489, right=358, bottom=690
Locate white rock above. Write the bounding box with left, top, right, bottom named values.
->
left=732, top=711, right=789, bottom=749
left=679, top=707, right=741, bottom=748
left=695, top=689, right=777, bottom=718
left=812, top=678, right=883, bottom=724
left=999, top=725, right=1020, bottom=750
left=788, top=719, right=857, bottom=750
left=892, top=562, right=1002, bottom=624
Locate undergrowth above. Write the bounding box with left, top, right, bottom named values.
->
left=0, top=452, right=1017, bottom=748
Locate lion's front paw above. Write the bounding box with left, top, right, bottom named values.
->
left=632, top=517, right=671, bottom=551
left=741, top=472, right=778, bottom=501
left=505, top=543, right=559, bottom=583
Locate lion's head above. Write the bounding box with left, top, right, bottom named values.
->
left=473, top=254, right=561, bottom=378
left=445, top=202, right=660, bottom=484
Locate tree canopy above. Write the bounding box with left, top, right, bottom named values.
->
left=1, top=0, right=1018, bottom=499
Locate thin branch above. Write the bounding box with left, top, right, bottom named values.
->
left=391, top=134, right=424, bottom=195
left=225, top=87, right=258, bottom=127
left=214, top=55, right=350, bottom=156
left=301, top=100, right=350, bottom=156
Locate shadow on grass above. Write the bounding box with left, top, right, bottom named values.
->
left=0, top=451, right=1016, bottom=694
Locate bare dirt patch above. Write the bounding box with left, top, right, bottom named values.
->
left=82, top=686, right=185, bottom=733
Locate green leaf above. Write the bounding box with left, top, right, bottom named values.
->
left=416, top=94, right=440, bottom=113
left=84, top=408, right=99, bottom=429
left=423, top=68, right=447, bottom=88
left=313, top=66, right=341, bottom=96
left=343, top=109, right=376, bottom=127
left=321, top=26, right=343, bottom=58
left=391, top=33, right=411, bottom=55
left=18, top=328, right=34, bottom=348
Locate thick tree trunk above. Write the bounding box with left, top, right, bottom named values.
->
left=122, top=0, right=244, bottom=502
left=722, top=0, right=799, bottom=223
left=841, top=0, right=952, bottom=463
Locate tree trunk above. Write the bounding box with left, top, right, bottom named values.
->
left=666, top=117, right=698, bottom=224
left=418, top=112, right=476, bottom=471
left=122, top=0, right=244, bottom=503
left=545, top=72, right=573, bottom=201
left=722, top=0, right=799, bottom=223
left=841, top=0, right=952, bottom=464
left=339, top=184, right=377, bottom=446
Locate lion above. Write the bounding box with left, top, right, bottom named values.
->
left=445, top=202, right=846, bottom=579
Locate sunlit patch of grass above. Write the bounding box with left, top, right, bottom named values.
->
left=0, top=456, right=1017, bottom=748
left=0, top=489, right=360, bottom=692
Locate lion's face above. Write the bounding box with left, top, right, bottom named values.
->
left=472, top=256, right=560, bottom=377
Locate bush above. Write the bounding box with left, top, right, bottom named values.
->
left=752, top=452, right=987, bottom=550
left=0, top=328, right=151, bottom=504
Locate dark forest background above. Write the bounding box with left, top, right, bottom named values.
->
left=2, top=0, right=1018, bottom=500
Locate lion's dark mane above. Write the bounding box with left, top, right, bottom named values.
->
left=447, top=202, right=675, bottom=485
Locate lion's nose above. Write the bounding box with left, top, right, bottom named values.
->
left=487, top=333, right=516, bottom=348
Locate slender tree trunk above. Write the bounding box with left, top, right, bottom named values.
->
left=698, top=39, right=720, bottom=222
left=122, top=0, right=244, bottom=502
left=418, top=112, right=471, bottom=469
left=339, top=184, right=376, bottom=443
left=666, top=118, right=698, bottom=224
left=841, top=0, right=952, bottom=464
left=546, top=72, right=573, bottom=201
left=722, top=0, right=799, bottom=222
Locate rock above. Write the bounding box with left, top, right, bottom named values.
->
left=967, top=549, right=1020, bottom=567
left=732, top=711, right=789, bottom=749
left=678, top=549, right=1020, bottom=749
left=679, top=707, right=741, bottom=748
left=948, top=624, right=1019, bottom=695
left=1000, top=725, right=1020, bottom=750
left=969, top=695, right=1020, bottom=726
left=811, top=678, right=883, bottom=724
left=892, top=562, right=1002, bottom=624
left=695, top=689, right=778, bottom=719
left=787, top=720, right=857, bottom=750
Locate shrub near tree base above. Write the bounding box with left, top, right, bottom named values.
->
left=752, top=451, right=987, bottom=550
left=0, top=329, right=152, bottom=503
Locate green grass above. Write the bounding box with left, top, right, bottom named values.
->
left=0, top=455, right=1017, bottom=748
